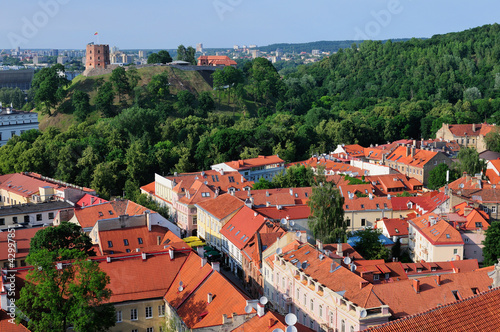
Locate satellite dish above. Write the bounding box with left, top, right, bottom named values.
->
left=281, top=218, right=287, bottom=225
left=178, top=286, right=184, bottom=292
left=244, top=305, right=253, bottom=314
left=301, top=262, right=307, bottom=269
left=260, top=296, right=268, bottom=305
left=289, top=220, right=295, bottom=227
left=295, top=231, right=301, bottom=238
left=350, top=264, right=357, bottom=272
left=343, top=257, right=352, bottom=265
left=285, top=313, right=297, bottom=326
left=276, top=248, right=283, bottom=255
left=392, top=236, right=398, bottom=242
left=272, top=329, right=284, bottom=332
left=179, top=281, right=183, bottom=287
left=286, top=326, right=298, bottom=332
left=360, top=309, right=367, bottom=318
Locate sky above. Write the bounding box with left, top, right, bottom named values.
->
left=1, top=0, right=499, bottom=50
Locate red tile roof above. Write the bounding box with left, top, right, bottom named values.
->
left=364, top=147, right=387, bottom=161
left=401, top=259, right=478, bottom=276
left=165, top=254, right=251, bottom=329
left=231, top=310, right=315, bottom=332
left=195, top=193, right=245, bottom=220
left=365, top=174, right=423, bottom=194
left=386, top=146, right=440, bottom=167
left=198, top=55, right=237, bottom=66
left=0, top=227, right=46, bottom=261
left=224, top=155, right=284, bottom=170
left=75, top=194, right=107, bottom=208
left=221, top=207, right=267, bottom=250
left=391, top=192, right=448, bottom=214
left=97, top=225, right=171, bottom=255
left=288, top=158, right=365, bottom=176
left=447, top=123, right=496, bottom=137
left=322, top=243, right=364, bottom=260
left=370, top=269, right=494, bottom=319
left=363, top=286, right=500, bottom=332
left=255, top=205, right=310, bottom=221
left=380, top=218, right=409, bottom=237
left=98, top=250, right=191, bottom=304
left=343, top=195, right=393, bottom=212
left=409, top=213, right=463, bottom=245
left=73, top=200, right=151, bottom=229
left=234, top=187, right=312, bottom=207
left=0, top=310, right=30, bottom=331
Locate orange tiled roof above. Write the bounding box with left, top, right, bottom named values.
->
left=195, top=193, right=245, bottom=220
left=221, top=207, right=267, bottom=250
left=288, top=158, right=365, bottom=176
left=231, top=310, right=315, bottom=332
left=224, top=155, right=284, bottom=170
left=409, top=213, right=463, bottom=245
left=386, top=146, right=439, bottom=167
left=0, top=310, right=30, bottom=331
left=364, top=286, right=500, bottom=331
left=0, top=227, right=46, bottom=261
left=401, top=259, right=478, bottom=276
left=364, top=147, right=387, bottom=161
left=447, top=123, right=496, bottom=137
left=322, top=243, right=364, bottom=260
left=234, top=187, right=312, bottom=207
left=73, top=200, right=151, bottom=229
left=365, top=174, right=423, bottom=193
left=391, top=192, right=448, bottom=214
left=444, top=174, right=492, bottom=191
left=380, top=218, right=409, bottom=237
left=198, top=55, right=237, bottom=66
left=343, top=195, right=393, bottom=212
left=97, top=225, right=171, bottom=255
left=255, top=205, right=310, bottom=221
left=75, top=193, right=107, bottom=208
left=371, top=268, right=494, bottom=319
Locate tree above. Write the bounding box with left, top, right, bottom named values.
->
left=483, top=221, right=500, bottom=266
left=147, top=50, right=172, bottom=64
left=350, top=228, right=390, bottom=260
left=31, top=64, right=70, bottom=116
left=110, top=66, right=131, bottom=104
left=186, top=46, right=196, bottom=65
left=428, top=163, right=455, bottom=190
left=148, top=71, right=170, bottom=101
left=72, top=90, right=91, bottom=122
left=454, top=147, right=486, bottom=175
left=177, top=45, right=187, bottom=61
left=94, top=81, right=115, bottom=117
left=307, top=182, right=346, bottom=243
left=16, top=222, right=115, bottom=332
left=485, top=131, right=500, bottom=153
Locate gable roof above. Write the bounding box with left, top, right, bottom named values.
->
left=391, top=192, right=448, bottom=214
left=380, top=218, right=409, bottom=237
left=73, top=200, right=151, bottom=229
left=97, top=225, right=171, bottom=255
left=364, top=286, right=500, bottom=331
left=195, top=193, right=245, bottom=220
left=220, top=207, right=267, bottom=250
left=0, top=227, right=46, bottom=261
left=255, top=205, right=310, bottom=221
left=385, top=146, right=440, bottom=167
left=75, top=194, right=107, bottom=208
left=231, top=310, right=315, bottom=332
left=409, top=213, right=463, bottom=245
left=233, top=187, right=312, bottom=207
left=342, top=195, right=393, bottom=212
left=446, top=123, right=496, bottom=137
left=223, top=155, right=284, bottom=171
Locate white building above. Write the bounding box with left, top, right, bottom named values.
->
left=0, top=105, right=38, bottom=146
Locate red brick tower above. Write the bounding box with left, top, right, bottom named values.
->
left=85, top=43, right=110, bottom=70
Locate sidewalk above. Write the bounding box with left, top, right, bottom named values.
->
left=220, top=267, right=251, bottom=298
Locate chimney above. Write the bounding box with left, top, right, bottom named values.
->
left=212, top=261, right=220, bottom=272
left=411, top=147, right=415, bottom=158
left=472, top=123, right=476, bottom=132
left=266, top=190, right=269, bottom=197
left=435, top=275, right=441, bottom=286
left=453, top=267, right=460, bottom=273
left=316, top=239, right=324, bottom=252
left=142, top=252, right=147, bottom=260
left=201, top=257, right=207, bottom=267
left=413, top=279, right=420, bottom=293
left=157, top=236, right=161, bottom=245
left=197, top=246, right=205, bottom=257
left=336, top=243, right=343, bottom=257
left=406, top=146, right=410, bottom=157
left=257, top=303, right=265, bottom=317
left=359, top=281, right=369, bottom=289
left=169, top=248, right=174, bottom=260
left=106, top=256, right=111, bottom=263
left=289, top=188, right=293, bottom=196
left=207, top=293, right=213, bottom=304
left=241, top=175, right=245, bottom=183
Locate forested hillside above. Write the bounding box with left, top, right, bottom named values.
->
left=1, top=24, right=500, bottom=199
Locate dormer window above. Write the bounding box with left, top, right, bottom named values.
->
left=98, top=212, right=104, bottom=217
left=373, top=274, right=380, bottom=281
left=108, top=241, right=113, bottom=248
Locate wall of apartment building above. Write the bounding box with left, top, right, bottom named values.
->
left=0, top=208, right=57, bottom=229
left=344, top=208, right=396, bottom=231
left=111, top=299, right=167, bottom=332
left=422, top=154, right=452, bottom=186
left=411, top=231, right=463, bottom=262
left=0, top=189, right=30, bottom=207
left=462, top=231, right=486, bottom=263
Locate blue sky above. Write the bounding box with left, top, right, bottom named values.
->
left=1, top=0, right=499, bottom=50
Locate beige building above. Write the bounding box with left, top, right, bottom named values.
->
left=408, top=213, right=464, bottom=262
left=0, top=201, right=72, bottom=230
left=435, top=123, right=496, bottom=153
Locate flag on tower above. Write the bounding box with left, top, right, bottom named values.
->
left=94, top=32, right=98, bottom=35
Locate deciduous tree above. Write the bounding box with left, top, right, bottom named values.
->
left=483, top=221, right=500, bottom=266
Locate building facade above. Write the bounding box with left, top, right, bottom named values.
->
left=85, top=43, right=110, bottom=70
left=0, top=106, right=38, bottom=146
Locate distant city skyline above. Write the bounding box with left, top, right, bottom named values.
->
left=0, top=0, right=498, bottom=50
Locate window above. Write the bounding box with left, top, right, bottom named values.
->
left=341, top=319, right=346, bottom=332
left=453, top=249, right=458, bottom=255
left=108, top=241, right=113, bottom=248
left=492, top=206, right=497, bottom=214
left=361, top=219, right=366, bottom=227
left=138, top=237, right=143, bottom=244
left=108, top=210, right=113, bottom=215
left=319, top=305, right=323, bottom=318
left=116, top=310, right=122, bottom=322
left=48, top=212, right=54, bottom=219
left=350, top=326, right=355, bottom=332
left=452, top=290, right=461, bottom=300
left=310, top=299, right=314, bottom=311
left=373, top=274, right=380, bottom=281
left=146, top=306, right=153, bottom=318
left=12, top=216, right=17, bottom=224
left=132, top=330, right=138, bottom=332
left=24, top=215, right=30, bottom=223
left=130, top=308, right=138, bottom=320
left=124, top=239, right=129, bottom=246
left=126, top=249, right=131, bottom=253
left=158, top=304, right=165, bottom=316
left=11, top=131, right=16, bottom=138
left=36, top=214, right=42, bottom=221
left=346, top=218, right=351, bottom=227
left=98, top=211, right=104, bottom=217
left=303, top=294, right=307, bottom=306
left=147, top=328, right=154, bottom=332
left=0, top=218, right=4, bottom=225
